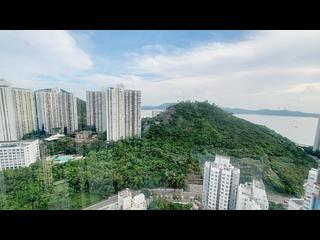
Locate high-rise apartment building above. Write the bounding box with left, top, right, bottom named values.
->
left=86, top=84, right=141, bottom=142
left=202, top=155, right=240, bottom=210
left=0, top=80, right=18, bottom=141
left=86, top=91, right=104, bottom=131
left=12, top=88, right=37, bottom=139
left=303, top=168, right=320, bottom=210
left=104, top=85, right=125, bottom=141
left=0, top=140, right=40, bottom=170
left=236, top=179, right=269, bottom=210
left=34, top=88, right=78, bottom=133
left=124, top=89, right=141, bottom=138
left=0, top=80, right=37, bottom=140
left=313, top=117, right=320, bottom=152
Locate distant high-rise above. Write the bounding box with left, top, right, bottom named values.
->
left=236, top=179, right=269, bottom=210
left=104, top=85, right=126, bottom=141
left=86, top=91, right=104, bottom=131
left=34, top=88, right=78, bottom=133
left=0, top=80, right=18, bottom=141
left=12, top=88, right=37, bottom=139
left=313, top=117, right=320, bottom=152
left=124, top=89, right=141, bottom=138
left=86, top=84, right=141, bottom=142
left=202, top=155, right=240, bottom=210
left=0, top=80, right=37, bottom=140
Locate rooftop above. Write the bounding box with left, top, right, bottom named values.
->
left=0, top=140, right=38, bottom=148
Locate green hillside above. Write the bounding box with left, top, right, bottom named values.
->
left=143, top=101, right=316, bottom=195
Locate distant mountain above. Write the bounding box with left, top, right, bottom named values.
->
left=222, top=108, right=320, bottom=118
left=77, top=98, right=87, bottom=130
left=142, top=103, right=174, bottom=110
left=143, top=104, right=320, bottom=118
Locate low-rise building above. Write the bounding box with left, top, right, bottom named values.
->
left=0, top=140, right=40, bottom=170
left=131, top=194, right=148, bottom=210
left=75, top=131, right=94, bottom=144
left=85, top=189, right=147, bottom=210
left=118, top=188, right=133, bottom=210
left=236, top=179, right=269, bottom=210
left=118, top=188, right=147, bottom=210
left=44, top=133, right=65, bottom=142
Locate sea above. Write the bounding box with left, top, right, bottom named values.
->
left=142, top=110, right=318, bottom=146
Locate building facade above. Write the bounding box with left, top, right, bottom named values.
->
left=202, top=155, right=240, bottom=210
left=86, top=84, right=141, bottom=142
left=34, top=88, right=78, bottom=133
left=0, top=140, right=40, bottom=170
left=303, top=168, right=320, bottom=210
left=0, top=80, right=18, bottom=141
left=124, top=89, right=141, bottom=138
left=236, top=179, right=269, bottom=210
left=86, top=91, right=104, bottom=131
left=12, top=88, right=37, bottom=139
left=313, top=117, right=320, bottom=152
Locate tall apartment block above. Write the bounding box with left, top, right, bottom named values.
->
left=236, top=179, right=269, bottom=210
left=12, top=88, right=37, bottom=139
left=34, top=88, right=78, bottom=133
left=0, top=80, right=18, bottom=141
left=313, top=117, right=320, bottom=152
left=124, top=89, right=141, bottom=138
left=0, top=80, right=38, bottom=140
left=303, top=168, right=320, bottom=210
left=202, top=155, right=240, bottom=210
left=86, top=84, right=141, bottom=142
left=86, top=91, right=104, bottom=132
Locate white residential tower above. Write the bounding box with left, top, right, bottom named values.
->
left=86, top=84, right=141, bottom=142
left=202, top=155, right=240, bottom=210
left=34, top=88, right=78, bottom=133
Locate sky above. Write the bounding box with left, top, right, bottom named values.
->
left=1, top=30, right=320, bottom=113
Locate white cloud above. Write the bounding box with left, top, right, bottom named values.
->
left=130, top=30, right=320, bottom=112
left=0, top=30, right=93, bottom=89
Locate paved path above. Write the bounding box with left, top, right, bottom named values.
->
left=84, top=195, right=118, bottom=210
left=84, top=190, right=141, bottom=210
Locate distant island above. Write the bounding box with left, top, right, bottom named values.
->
left=142, top=103, right=174, bottom=110
left=142, top=104, right=320, bottom=118
left=223, top=108, right=320, bottom=118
